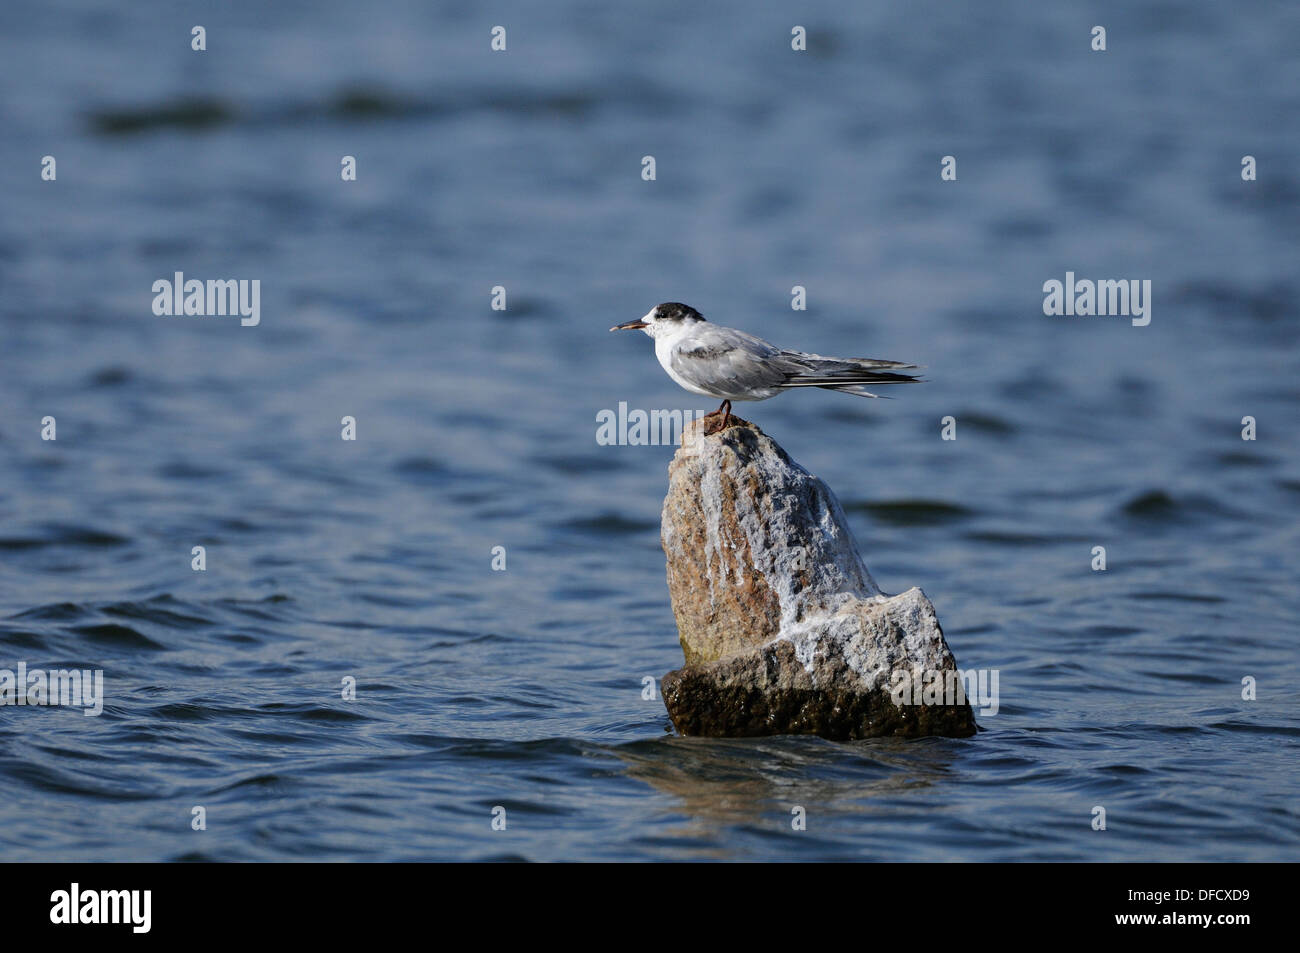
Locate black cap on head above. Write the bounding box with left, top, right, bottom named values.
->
left=654, top=303, right=705, bottom=323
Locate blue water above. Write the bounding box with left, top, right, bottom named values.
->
left=1, top=0, right=1297, bottom=861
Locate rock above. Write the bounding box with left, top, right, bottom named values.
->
left=660, top=416, right=976, bottom=740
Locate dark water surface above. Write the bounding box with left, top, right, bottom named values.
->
left=1, top=1, right=1297, bottom=861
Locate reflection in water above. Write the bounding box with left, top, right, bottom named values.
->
left=615, top=735, right=964, bottom=855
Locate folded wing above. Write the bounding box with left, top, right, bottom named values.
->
left=670, top=325, right=923, bottom=401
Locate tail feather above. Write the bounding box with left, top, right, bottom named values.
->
left=773, top=350, right=925, bottom=398
left=817, top=383, right=892, bottom=399
left=781, top=371, right=922, bottom=386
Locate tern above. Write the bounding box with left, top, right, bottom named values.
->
left=611, top=302, right=922, bottom=432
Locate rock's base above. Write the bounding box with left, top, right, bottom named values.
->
left=661, top=589, right=977, bottom=740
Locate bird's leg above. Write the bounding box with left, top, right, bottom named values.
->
left=703, top=399, right=732, bottom=435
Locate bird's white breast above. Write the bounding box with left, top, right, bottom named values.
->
left=654, top=328, right=717, bottom=397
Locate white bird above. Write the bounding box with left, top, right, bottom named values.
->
left=611, top=302, right=922, bottom=432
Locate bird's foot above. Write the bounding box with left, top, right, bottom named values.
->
left=702, top=400, right=735, bottom=435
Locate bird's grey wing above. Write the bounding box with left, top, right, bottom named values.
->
left=671, top=326, right=923, bottom=399
left=668, top=326, right=791, bottom=397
